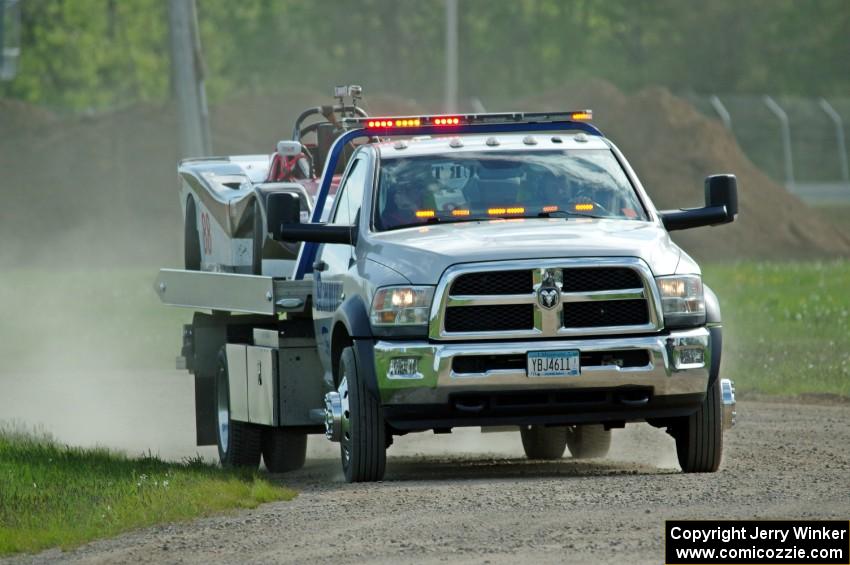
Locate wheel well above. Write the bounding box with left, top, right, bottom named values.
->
left=331, top=322, right=353, bottom=387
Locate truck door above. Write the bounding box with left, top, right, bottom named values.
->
left=313, top=155, right=369, bottom=378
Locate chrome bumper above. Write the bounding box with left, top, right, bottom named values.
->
left=374, top=327, right=712, bottom=405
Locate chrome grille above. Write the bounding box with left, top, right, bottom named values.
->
left=444, top=304, right=534, bottom=332
left=451, top=270, right=533, bottom=295
left=561, top=267, right=643, bottom=292
left=430, top=258, right=663, bottom=340
left=563, top=299, right=649, bottom=327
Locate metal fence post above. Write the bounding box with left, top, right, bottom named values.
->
left=709, top=95, right=733, bottom=130
left=444, top=0, right=459, bottom=113
left=818, top=98, right=850, bottom=184
left=0, top=0, right=21, bottom=81
left=764, top=96, right=795, bottom=190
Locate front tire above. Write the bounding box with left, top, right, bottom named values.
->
left=520, top=426, right=567, bottom=460
left=262, top=428, right=307, bottom=473
left=216, top=348, right=262, bottom=469
left=185, top=197, right=202, bottom=270
left=565, top=425, right=611, bottom=459
left=338, top=347, right=386, bottom=482
left=251, top=199, right=264, bottom=275
left=673, top=377, right=723, bottom=473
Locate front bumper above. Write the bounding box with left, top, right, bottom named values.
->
left=373, top=327, right=713, bottom=429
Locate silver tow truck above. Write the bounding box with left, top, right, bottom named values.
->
left=157, top=92, right=737, bottom=482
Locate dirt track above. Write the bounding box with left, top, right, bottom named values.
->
left=4, top=372, right=850, bottom=565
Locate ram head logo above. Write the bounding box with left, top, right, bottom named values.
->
left=537, top=271, right=561, bottom=310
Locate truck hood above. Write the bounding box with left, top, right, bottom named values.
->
left=365, top=218, right=682, bottom=284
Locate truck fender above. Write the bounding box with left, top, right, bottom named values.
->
left=704, top=284, right=722, bottom=387
left=332, top=295, right=379, bottom=399
left=704, top=284, right=721, bottom=324
left=333, top=294, right=373, bottom=339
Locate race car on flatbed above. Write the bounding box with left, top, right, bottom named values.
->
left=157, top=87, right=738, bottom=482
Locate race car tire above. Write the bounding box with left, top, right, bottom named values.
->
left=565, top=425, right=611, bottom=459
left=215, top=348, right=262, bottom=469
left=185, top=197, right=202, bottom=270
left=520, top=425, right=568, bottom=460
left=262, top=428, right=307, bottom=473
left=251, top=199, right=264, bottom=275
left=339, top=346, right=386, bottom=482
left=673, top=377, right=723, bottom=473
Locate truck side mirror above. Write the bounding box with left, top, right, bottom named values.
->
left=705, top=174, right=738, bottom=219
left=268, top=192, right=357, bottom=245
left=266, top=193, right=301, bottom=240
left=276, top=224, right=357, bottom=245
left=660, top=174, right=739, bottom=231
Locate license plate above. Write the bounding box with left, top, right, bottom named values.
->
left=527, top=350, right=580, bottom=377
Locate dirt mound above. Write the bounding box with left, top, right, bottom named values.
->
left=520, top=79, right=850, bottom=260
left=0, top=84, right=847, bottom=268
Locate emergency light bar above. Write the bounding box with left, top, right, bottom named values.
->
left=343, top=110, right=593, bottom=131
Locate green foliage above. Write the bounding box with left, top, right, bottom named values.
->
left=0, top=427, right=295, bottom=555
left=3, top=0, right=170, bottom=110
left=704, top=261, right=850, bottom=397
left=2, top=0, right=848, bottom=111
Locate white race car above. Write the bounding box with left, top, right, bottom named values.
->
left=178, top=91, right=367, bottom=277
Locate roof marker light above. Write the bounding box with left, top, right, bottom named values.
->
left=488, top=207, right=525, bottom=215
left=451, top=209, right=471, bottom=216
left=542, top=205, right=559, bottom=213
left=415, top=210, right=436, bottom=218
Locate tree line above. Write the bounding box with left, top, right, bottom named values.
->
left=3, top=0, right=848, bottom=112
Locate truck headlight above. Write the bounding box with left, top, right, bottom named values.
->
left=370, top=286, right=434, bottom=327
left=656, top=275, right=705, bottom=328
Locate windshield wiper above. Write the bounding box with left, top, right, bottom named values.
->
left=385, top=217, right=484, bottom=230
left=537, top=210, right=608, bottom=220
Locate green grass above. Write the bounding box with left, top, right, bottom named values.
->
left=0, top=427, right=295, bottom=556
left=703, top=261, right=850, bottom=397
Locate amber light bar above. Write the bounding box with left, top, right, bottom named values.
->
left=488, top=207, right=525, bottom=215
left=346, top=110, right=594, bottom=130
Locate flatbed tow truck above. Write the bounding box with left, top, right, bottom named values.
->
left=156, top=88, right=737, bottom=482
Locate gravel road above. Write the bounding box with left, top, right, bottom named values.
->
left=5, top=378, right=849, bottom=565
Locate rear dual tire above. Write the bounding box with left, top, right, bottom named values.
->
left=521, top=425, right=611, bottom=460
left=215, top=348, right=307, bottom=472
left=565, top=425, right=611, bottom=459
left=216, top=349, right=262, bottom=468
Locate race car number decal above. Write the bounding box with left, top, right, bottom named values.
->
left=200, top=211, right=212, bottom=255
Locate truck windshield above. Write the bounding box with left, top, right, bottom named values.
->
left=374, top=149, right=647, bottom=231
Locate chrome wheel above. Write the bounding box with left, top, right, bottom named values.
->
left=337, top=377, right=351, bottom=467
